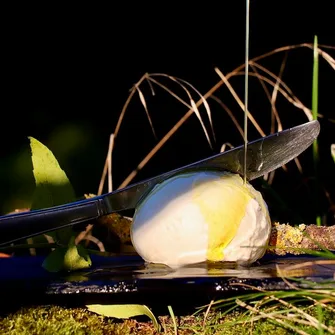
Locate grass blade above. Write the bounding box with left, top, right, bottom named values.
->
left=168, top=305, right=178, bottom=335
left=312, top=35, right=321, bottom=226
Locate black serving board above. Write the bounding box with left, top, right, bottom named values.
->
left=0, top=254, right=334, bottom=309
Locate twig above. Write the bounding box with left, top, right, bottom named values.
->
left=215, top=68, right=265, bottom=137
left=235, top=298, right=310, bottom=335
left=78, top=235, right=105, bottom=252
left=118, top=43, right=333, bottom=188
left=107, top=134, right=114, bottom=193
left=202, top=299, right=214, bottom=329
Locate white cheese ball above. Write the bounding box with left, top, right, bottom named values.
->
left=131, top=171, right=271, bottom=268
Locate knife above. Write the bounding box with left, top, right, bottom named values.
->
left=0, top=120, right=320, bottom=246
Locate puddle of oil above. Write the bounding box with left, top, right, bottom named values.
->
left=68, top=254, right=335, bottom=282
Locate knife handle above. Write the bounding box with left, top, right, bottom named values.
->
left=0, top=197, right=107, bottom=247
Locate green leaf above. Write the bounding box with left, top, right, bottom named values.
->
left=331, top=144, right=335, bottom=163
left=29, top=136, right=76, bottom=207
left=312, top=35, right=319, bottom=122
left=312, top=35, right=319, bottom=167
left=42, top=237, right=92, bottom=272
left=63, top=237, right=92, bottom=271
left=42, top=247, right=67, bottom=272
left=312, top=36, right=321, bottom=227
left=29, top=136, right=76, bottom=244
left=86, top=304, right=160, bottom=331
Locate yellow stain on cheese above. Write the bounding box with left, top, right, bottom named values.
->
left=193, top=173, right=254, bottom=261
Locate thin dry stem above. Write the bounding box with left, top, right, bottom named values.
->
left=147, top=76, right=192, bottom=109
left=215, top=67, right=266, bottom=137
left=135, top=85, right=157, bottom=139
left=275, top=264, right=303, bottom=291
left=118, top=108, right=194, bottom=189
left=294, top=157, right=303, bottom=174
left=266, top=170, right=276, bottom=185
left=82, top=235, right=105, bottom=252
left=247, top=63, right=283, bottom=133
left=202, top=299, right=214, bottom=329
left=317, top=47, right=335, bottom=70
left=281, top=259, right=335, bottom=271
left=97, top=134, right=115, bottom=195
left=237, top=309, right=315, bottom=328
left=250, top=62, right=312, bottom=121
left=149, top=74, right=213, bottom=148
left=306, top=296, right=335, bottom=313
left=107, top=134, right=114, bottom=193
left=27, top=238, right=36, bottom=256
left=75, top=224, right=93, bottom=245
left=117, top=43, right=334, bottom=188
left=234, top=70, right=311, bottom=120
left=44, top=234, right=56, bottom=251
left=245, top=64, right=305, bottom=174
left=235, top=298, right=310, bottom=335
left=266, top=294, right=333, bottom=332
left=271, top=52, right=287, bottom=132
left=114, top=74, right=148, bottom=138
left=274, top=313, right=328, bottom=329
left=98, top=74, right=148, bottom=194
left=210, top=95, right=244, bottom=138
left=98, top=159, right=108, bottom=195
left=175, top=76, right=216, bottom=143
left=249, top=57, right=287, bottom=179
left=220, top=142, right=234, bottom=153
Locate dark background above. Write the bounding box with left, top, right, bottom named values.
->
left=1, top=1, right=334, bottom=224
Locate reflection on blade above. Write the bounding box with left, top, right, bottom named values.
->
left=0, top=120, right=321, bottom=247
left=104, top=120, right=320, bottom=212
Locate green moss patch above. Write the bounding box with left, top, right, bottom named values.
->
left=1, top=303, right=334, bottom=334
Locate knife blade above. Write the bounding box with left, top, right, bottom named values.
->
left=0, top=120, right=320, bottom=246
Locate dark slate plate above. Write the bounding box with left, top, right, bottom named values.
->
left=0, top=254, right=334, bottom=309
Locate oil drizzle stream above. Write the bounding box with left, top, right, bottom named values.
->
left=243, top=0, right=250, bottom=184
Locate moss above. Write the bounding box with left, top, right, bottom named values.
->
left=1, top=304, right=333, bottom=335
left=0, top=305, right=120, bottom=335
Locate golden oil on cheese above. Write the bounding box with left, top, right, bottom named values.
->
left=192, top=173, right=253, bottom=261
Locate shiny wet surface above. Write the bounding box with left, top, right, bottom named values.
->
left=0, top=253, right=334, bottom=308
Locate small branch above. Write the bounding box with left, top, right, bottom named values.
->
left=269, top=223, right=335, bottom=255
left=235, top=299, right=310, bottom=335
left=79, top=235, right=105, bottom=252
left=0, top=243, right=59, bottom=251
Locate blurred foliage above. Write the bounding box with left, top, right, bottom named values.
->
left=0, top=122, right=105, bottom=215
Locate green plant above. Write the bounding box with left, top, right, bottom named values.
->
left=1, top=137, right=93, bottom=271
left=194, top=254, right=335, bottom=334
left=312, top=35, right=322, bottom=227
